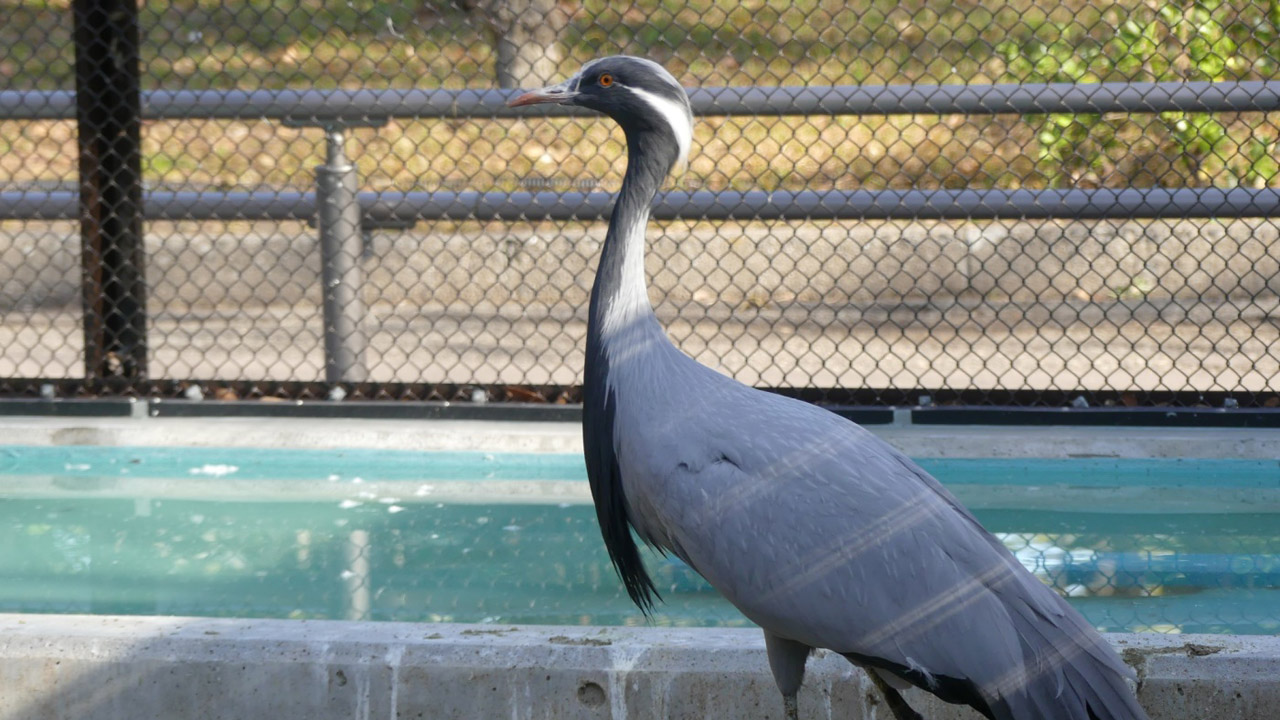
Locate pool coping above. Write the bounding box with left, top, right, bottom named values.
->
left=0, top=613, right=1276, bottom=719
left=1, top=414, right=1279, bottom=459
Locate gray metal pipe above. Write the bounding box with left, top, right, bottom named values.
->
left=315, top=128, right=368, bottom=384
left=0, top=190, right=313, bottom=220
left=4, top=187, right=1280, bottom=222
left=4, top=81, right=1280, bottom=120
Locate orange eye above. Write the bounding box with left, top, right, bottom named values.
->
left=598, top=73, right=614, bottom=87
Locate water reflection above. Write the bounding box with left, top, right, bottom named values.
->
left=2, top=497, right=1277, bottom=634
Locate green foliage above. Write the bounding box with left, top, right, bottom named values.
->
left=997, top=0, right=1280, bottom=187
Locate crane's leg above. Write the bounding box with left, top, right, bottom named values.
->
left=783, top=694, right=799, bottom=720
left=867, top=671, right=925, bottom=720
left=764, top=631, right=811, bottom=720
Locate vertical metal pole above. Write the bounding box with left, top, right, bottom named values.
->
left=343, top=528, right=371, bottom=621
left=316, top=126, right=367, bottom=383
left=73, top=0, right=147, bottom=385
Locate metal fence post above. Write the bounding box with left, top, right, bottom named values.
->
left=72, top=0, right=147, bottom=386
left=315, top=124, right=369, bottom=384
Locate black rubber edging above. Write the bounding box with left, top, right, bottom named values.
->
left=0, top=398, right=1273, bottom=428
left=911, top=406, right=1280, bottom=428
left=150, top=403, right=1277, bottom=427
left=144, top=401, right=897, bottom=425
left=0, top=398, right=135, bottom=417
left=146, top=399, right=582, bottom=422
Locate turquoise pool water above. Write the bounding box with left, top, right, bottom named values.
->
left=2, top=446, right=1277, bottom=634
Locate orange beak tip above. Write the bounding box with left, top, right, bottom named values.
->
left=507, top=91, right=545, bottom=108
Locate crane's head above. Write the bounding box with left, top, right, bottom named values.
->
left=508, top=56, right=693, bottom=175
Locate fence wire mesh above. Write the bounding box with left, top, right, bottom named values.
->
left=2, top=0, right=1280, bottom=406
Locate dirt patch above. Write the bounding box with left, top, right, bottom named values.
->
left=548, top=635, right=612, bottom=647
left=1122, top=642, right=1227, bottom=685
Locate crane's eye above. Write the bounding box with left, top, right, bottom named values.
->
left=598, top=73, right=614, bottom=87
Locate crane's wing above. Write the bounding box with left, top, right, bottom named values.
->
left=641, top=391, right=1144, bottom=720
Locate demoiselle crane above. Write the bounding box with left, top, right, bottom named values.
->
left=509, top=56, right=1150, bottom=720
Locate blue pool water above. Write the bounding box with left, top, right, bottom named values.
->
left=1, top=446, right=1277, bottom=634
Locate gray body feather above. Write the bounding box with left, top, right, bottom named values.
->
left=605, top=318, right=1145, bottom=718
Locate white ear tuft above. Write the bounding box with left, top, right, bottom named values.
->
left=628, top=86, right=693, bottom=178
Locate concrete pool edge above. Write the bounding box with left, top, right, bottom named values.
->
left=0, top=614, right=1275, bottom=720
left=3, top=415, right=1280, bottom=458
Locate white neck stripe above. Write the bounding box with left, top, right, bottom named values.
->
left=625, top=85, right=693, bottom=175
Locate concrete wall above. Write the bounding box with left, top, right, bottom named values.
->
left=0, top=614, right=1276, bottom=720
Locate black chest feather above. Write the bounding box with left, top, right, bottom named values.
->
left=583, top=325, right=661, bottom=613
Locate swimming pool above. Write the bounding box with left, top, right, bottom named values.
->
left=2, top=445, right=1277, bottom=634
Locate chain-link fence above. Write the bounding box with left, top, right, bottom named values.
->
left=2, top=0, right=1280, bottom=407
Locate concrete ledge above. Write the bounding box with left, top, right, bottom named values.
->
left=0, top=615, right=1276, bottom=719
left=2, top=416, right=1280, bottom=459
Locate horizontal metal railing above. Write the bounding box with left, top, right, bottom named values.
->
left=5, top=187, right=1280, bottom=222
left=3, top=80, right=1280, bottom=120
left=5, top=82, right=1280, bottom=226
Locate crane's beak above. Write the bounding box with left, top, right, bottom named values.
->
left=507, top=79, right=578, bottom=107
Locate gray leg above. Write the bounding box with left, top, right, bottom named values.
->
left=782, top=692, right=799, bottom=720
left=866, top=671, right=924, bottom=720
left=764, top=631, right=810, bottom=720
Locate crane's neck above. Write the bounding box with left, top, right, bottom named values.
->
left=589, top=130, right=674, bottom=338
